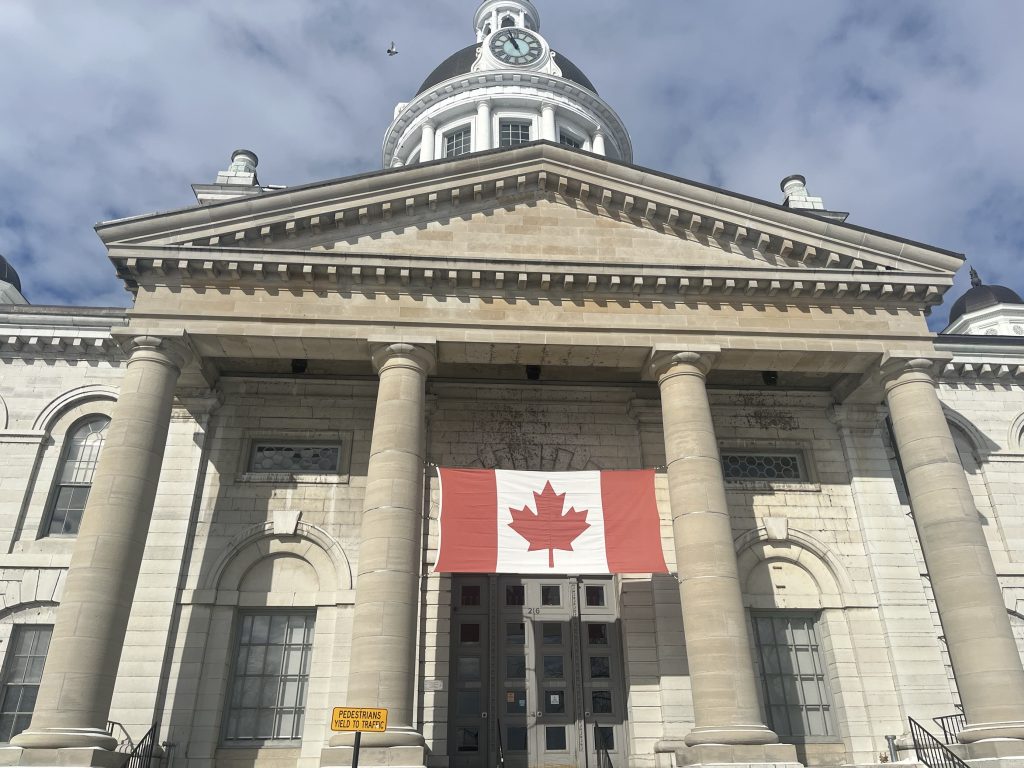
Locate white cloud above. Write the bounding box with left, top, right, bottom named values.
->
left=1, top=0, right=1021, bottom=327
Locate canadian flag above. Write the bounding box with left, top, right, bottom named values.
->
left=435, top=469, right=668, bottom=574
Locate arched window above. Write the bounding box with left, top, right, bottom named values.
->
left=501, top=15, right=515, bottom=28
left=44, top=416, right=109, bottom=536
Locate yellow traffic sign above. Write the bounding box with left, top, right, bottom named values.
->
left=331, top=707, right=388, bottom=733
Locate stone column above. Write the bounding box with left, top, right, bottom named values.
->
left=593, top=129, right=606, bottom=156
left=13, top=335, right=190, bottom=752
left=476, top=101, right=492, bottom=151
left=541, top=103, right=557, bottom=142
left=652, top=351, right=796, bottom=766
left=331, top=343, right=435, bottom=749
left=883, top=358, right=1024, bottom=746
left=419, top=122, right=436, bottom=163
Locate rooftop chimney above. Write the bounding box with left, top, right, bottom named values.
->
left=193, top=149, right=272, bottom=205
left=779, top=174, right=849, bottom=223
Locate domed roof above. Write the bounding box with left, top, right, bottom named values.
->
left=0, top=254, right=21, bottom=293
left=416, top=43, right=598, bottom=96
left=949, top=268, right=1023, bottom=323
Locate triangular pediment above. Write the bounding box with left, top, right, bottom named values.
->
left=100, top=143, right=963, bottom=305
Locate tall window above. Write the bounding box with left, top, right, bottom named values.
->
left=45, top=416, right=109, bottom=536
left=499, top=121, right=531, bottom=148
left=0, top=626, right=52, bottom=742
left=752, top=614, right=834, bottom=740
left=444, top=126, right=472, bottom=158
left=225, top=613, right=315, bottom=743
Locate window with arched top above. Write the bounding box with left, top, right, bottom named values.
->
left=501, top=15, right=515, bottom=28
left=43, top=416, right=110, bottom=536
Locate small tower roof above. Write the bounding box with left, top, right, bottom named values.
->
left=948, top=267, right=1024, bottom=323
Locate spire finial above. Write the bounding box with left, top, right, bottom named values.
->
left=970, top=267, right=983, bottom=288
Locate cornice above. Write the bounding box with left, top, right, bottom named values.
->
left=0, top=333, right=120, bottom=357
left=939, top=360, right=1024, bottom=381
left=107, top=243, right=947, bottom=308
left=95, top=145, right=963, bottom=278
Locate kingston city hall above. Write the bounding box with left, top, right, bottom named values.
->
left=1, top=3, right=1024, bottom=768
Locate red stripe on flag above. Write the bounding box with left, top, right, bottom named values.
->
left=435, top=469, right=499, bottom=573
left=601, top=470, right=668, bottom=574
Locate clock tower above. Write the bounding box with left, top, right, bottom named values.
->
left=383, top=0, right=631, bottom=167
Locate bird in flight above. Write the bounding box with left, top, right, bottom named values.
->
left=387, top=42, right=398, bottom=56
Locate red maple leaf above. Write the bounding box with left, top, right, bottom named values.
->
left=508, top=481, right=590, bottom=568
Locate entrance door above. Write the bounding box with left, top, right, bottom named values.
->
left=449, top=576, right=628, bottom=768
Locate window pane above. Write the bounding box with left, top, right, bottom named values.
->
left=507, top=726, right=528, bottom=751
left=506, top=622, right=526, bottom=645
left=505, top=585, right=525, bottom=606
left=542, top=623, right=562, bottom=645
left=590, top=656, right=610, bottom=679
left=546, top=726, right=567, bottom=751
left=457, top=727, right=479, bottom=752
left=456, top=691, right=480, bottom=717
left=585, top=586, right=605, bottom=607
left=224, top=613, right=314, bottom=743
left=545, top=690, right=565, bottom=714
left=505, top=690, right=526, bottom=714
left=499, top=121, right=531, bottom=148
left=0, top=626, right=53, bottom=743
left=541, top=585, right=560, bottom=606
left=458, top=656, right=481, bottom=681
left=461, top=585, right=481, bottom=606
left=460, top=623, right=481, bottom=644
left=722, top=453, right=803, bottom=481
left=559, top=133, right=582, bottom=150
left=505, top=655, right=526, bottom=680
left=592, top=690, right=613, bottom=714
left=595, top=727, right=614, bottom=750
left=587, top=623, right=609, bottom=645
left=754, top=615, right=833, bottom=740
left=543, top=655, right=564, bottom=679
left=444, top=127, right=472, bottom=158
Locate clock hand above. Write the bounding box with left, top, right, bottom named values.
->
left=508, top=36, right=521, bottom=52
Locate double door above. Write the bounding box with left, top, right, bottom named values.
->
left=449, top=576, right=627, bottom=768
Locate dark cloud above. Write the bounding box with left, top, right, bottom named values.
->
left=1, top=1, right=1021, bottom=328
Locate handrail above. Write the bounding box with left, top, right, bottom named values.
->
left=932, top=712, right=967, bottom=745
left=106, top=721, right=135, bottom=753
left=496, top=717, right=504, bottom=768
left=125, top=721, right=159, bottom=768
left=909, top=717, right=969, bottom=768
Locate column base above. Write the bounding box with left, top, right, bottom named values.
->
left=0, top=746, right=126, bottom=768
left=9, top=729, right=118, bottom=753
left=319, top=746, right=427, bottom=768
left=685, top=725, right=782, bottom=747
left=676, top=742, right=801, bottom=768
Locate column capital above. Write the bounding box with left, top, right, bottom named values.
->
left=880, top=354, right=950, bottom=392
left=369, top=341, right=436, bottom=376
left=113, top=332, right=192, bottom=371
left=648, top=347, right=719, bottom=381
left=828, top=403, right=889, bottom=432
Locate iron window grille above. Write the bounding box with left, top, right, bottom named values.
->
left=224, top=613, right=315, bottom=744
left=499, top=121, right=532, bottom=148
left=0, top=625, right=52, bottom=743
left=444, top=126, right=472, bottom=158
left=45, top=416, right=109, bottom=536
left=249, top=443, right=341, bottom=474
left=751, top=614, right=835, bottom=740
left=721, top=452, right=805, bottom=481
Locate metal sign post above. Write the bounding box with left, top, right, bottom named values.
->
left=331, top=707, right=389, bottom=768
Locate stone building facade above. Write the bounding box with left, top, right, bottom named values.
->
left=1, top=3, right=1024, bottom=768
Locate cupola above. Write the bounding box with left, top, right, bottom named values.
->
left=0, top=253, right=27, bottom=305
left=943, top=267, right=1024, bottom=336
left=383, top=1, right=631, bottom=168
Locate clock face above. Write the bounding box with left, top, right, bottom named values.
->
left=489, top=28, right=543, bottom=66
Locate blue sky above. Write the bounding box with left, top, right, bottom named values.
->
left=1, top=1, right=1022, bottom=329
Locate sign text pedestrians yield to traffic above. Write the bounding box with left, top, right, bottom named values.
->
left=331, top=707, right=388, bottom=733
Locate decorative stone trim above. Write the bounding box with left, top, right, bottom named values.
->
left=0, top=334, right=118, bottom=356
left=940, top=360, right=1024, bottom=380
left=108, top=244, right=947, bottom=308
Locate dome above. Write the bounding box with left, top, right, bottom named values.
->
left=949, top=269, right=1024, bottom=323
left=0, top=254, right=21, bottom=293
left=416, top=44, right=598, bottom=96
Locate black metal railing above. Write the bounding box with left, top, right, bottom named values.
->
left=107, top=720, right=159, bottom=768
left=932, top=712, right=967, bottom=745
left=496, top=718, right=504, bottom=768
left=909, top=717, right=969, bottom=768
left=594, top=723, right=613, bottom=768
